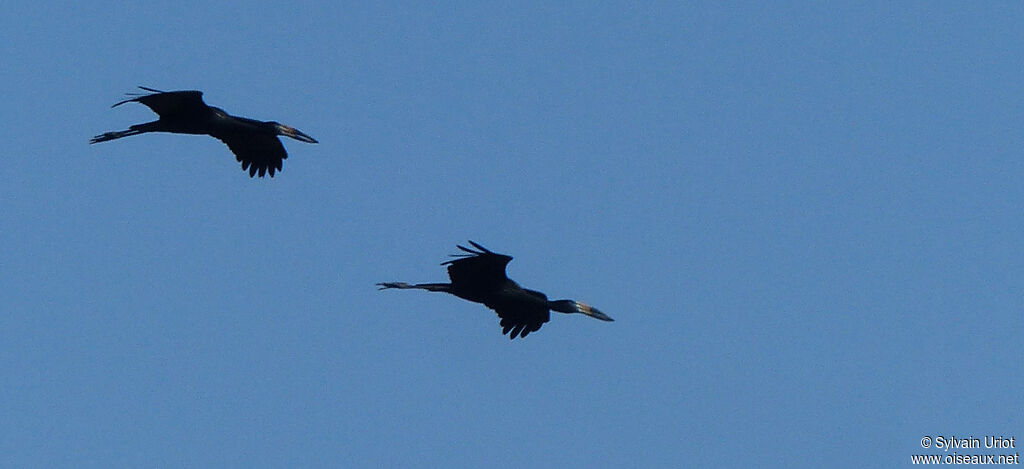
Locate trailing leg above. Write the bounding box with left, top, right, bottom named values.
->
left=376, top=282, right=452, bottom=292
left=90, top=121, right=160, bottom=144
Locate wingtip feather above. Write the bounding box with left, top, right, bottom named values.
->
left=467, top=240, right=492, bottom=253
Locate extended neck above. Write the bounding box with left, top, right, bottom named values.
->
left=549, top=299, right=580, bottom=314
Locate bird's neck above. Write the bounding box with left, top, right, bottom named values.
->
left=548, top=299, right=578, bottom=314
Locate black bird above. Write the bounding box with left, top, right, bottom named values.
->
left=91, top=86, right=318, bottom=177
left=378, top=241, right=613, bottom=339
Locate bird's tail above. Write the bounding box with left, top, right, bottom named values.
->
left=377, top=282, right=451, bottom=292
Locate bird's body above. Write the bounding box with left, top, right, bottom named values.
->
left=91, top=87, right=317, bottom=177
left=378, top=241, right=613, bottom=339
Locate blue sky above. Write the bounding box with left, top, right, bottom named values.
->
left=2, top=2, right=1022, bottom=467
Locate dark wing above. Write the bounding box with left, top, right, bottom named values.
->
left=487, top=289, right=551, bottom=339
left=213, top=133, right=287, bottom=177
left=442, top=241, right=513, bottom=292
left=114, top=87, right=209, bottom=120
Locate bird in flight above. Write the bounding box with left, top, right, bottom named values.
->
left=91, top=86, right=318, bottom=177
left=378, top=241, right=613, bottom=339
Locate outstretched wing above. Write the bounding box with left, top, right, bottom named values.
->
left=487, top=289, right=551, bottom=339
left=213, top=133, right=287, bottom=178
left=114, top=87, right=210, bottom=120
left=442, top=241, right=513, bottom=292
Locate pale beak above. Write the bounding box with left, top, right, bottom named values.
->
left=578, top=302, right=614, bottom=322
left=281, top=125, right=318, bottom=144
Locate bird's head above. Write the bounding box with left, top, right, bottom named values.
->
left=273, top=122, right=319, bottom=144
left=550, top=300, right=614, bottom=321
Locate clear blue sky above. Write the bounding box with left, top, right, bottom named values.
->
left=2, top=2, right=1021, bottom=467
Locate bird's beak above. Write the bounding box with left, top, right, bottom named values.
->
left=576, top=302, right=614, bottom=322
left=281, top=125, right=319, bottom=144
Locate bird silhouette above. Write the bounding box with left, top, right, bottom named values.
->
left=91, top=86, right=317, bottom=177
left=378, top=241, right=613, bottom=339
